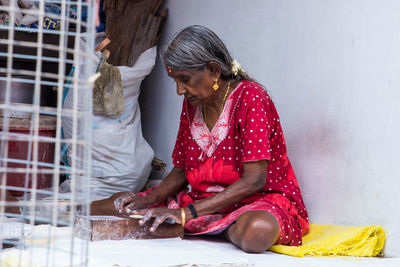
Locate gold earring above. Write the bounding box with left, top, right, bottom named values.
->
left=212, top=79, right=219, bottom=91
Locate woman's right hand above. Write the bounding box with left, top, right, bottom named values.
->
left=113, top=192, right=151, bottom=214
left=113, top=167, right=188, bottom=214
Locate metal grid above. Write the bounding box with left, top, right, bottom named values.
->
left=0, top=0, right=96, bottom=266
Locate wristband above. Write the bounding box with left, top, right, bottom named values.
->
left=187, top=203, right=198, bottom=219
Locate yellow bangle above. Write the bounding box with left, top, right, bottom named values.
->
left=180, top=207, right=186, bottom=227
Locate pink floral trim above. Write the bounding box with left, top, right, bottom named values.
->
left=190, top=82, right=242, bottom=161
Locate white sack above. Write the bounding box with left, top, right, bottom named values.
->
left=62, top=39, right=155, bottom=201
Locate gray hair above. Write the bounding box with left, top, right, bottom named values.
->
left=162, top=25, right=255, bottom=82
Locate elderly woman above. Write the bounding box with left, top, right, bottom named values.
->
left=116, top=25, right=309, bottom=253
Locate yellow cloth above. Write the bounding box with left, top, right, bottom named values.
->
left=269, top=224, right=386, bottom=257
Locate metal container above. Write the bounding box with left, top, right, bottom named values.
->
left=0, top=115, right=56, bottom=196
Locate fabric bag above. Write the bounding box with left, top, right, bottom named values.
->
left=62, top=35, right=155, bottom=201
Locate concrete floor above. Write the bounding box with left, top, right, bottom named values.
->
left=1, top=224, right=399, bottom=267
left=89, top=236, right=399, bottom=267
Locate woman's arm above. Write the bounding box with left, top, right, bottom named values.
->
left=184, top=160, right=268, bottom=220
left=132, top=160, right=268, bottom=231
left=143, top=166, right=188, bottom=206
left=117, top=166, right=188, bottom=212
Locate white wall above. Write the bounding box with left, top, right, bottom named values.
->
left=140, top=0, right=400, bottom=256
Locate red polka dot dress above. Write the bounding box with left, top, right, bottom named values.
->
left=166, top=81, right=309, bottom=245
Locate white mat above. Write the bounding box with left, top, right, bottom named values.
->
left=1, top=225, right=399, bottom=267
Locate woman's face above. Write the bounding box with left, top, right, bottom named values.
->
left=167, top=67, right=217, bottom=106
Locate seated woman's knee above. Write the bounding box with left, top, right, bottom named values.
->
left=237, top=212, right=280, bottom=253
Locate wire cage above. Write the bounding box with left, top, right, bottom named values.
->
left=0, top=0, right=96, bottom=266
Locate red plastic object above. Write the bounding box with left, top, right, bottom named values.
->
left=1, top=116, right=56, bottom=196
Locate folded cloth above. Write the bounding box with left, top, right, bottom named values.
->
left=269, top=224, right=386, bottom=257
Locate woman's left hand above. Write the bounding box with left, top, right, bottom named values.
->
left=129, top=208, right=182, bottom=232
